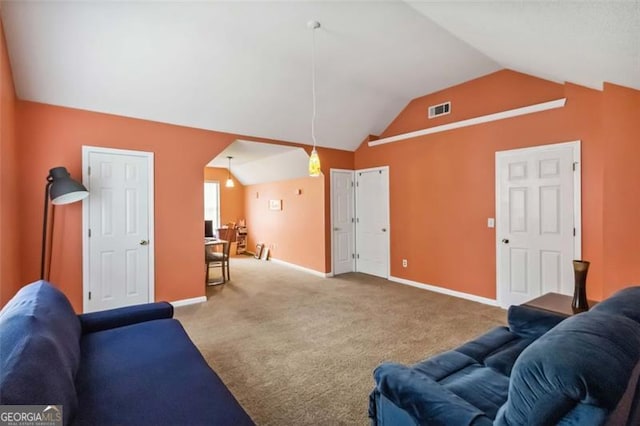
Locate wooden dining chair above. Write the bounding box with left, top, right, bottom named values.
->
left=205, top=228, right=236, bottom=284
left=205, top=242, right=227, bottom=285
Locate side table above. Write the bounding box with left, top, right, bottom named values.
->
left=523, top=292, right=598, bottom=317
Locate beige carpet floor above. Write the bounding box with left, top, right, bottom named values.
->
left=174, top=256, right=506, bottom=425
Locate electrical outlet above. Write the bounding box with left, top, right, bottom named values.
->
left=402, top=259, right=408, bottom=268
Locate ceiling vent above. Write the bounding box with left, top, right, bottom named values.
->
left=428, top=101, right=451, bottom=119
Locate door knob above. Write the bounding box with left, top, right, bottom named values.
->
left=140, top=240, right=149, bottom=246
left=501, top=239, right=509, bottom=244
left=333, top=227, right=341, bottom=231
left=381, top=228, right=387, bottom=232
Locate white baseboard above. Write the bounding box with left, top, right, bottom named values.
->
left=170, top=296, right=207, bottom=307
left=270, top=258, right=329, bottom=278
left=388, top=276, right=499, bottom=307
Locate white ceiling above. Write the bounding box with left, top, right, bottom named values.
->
left=408, top=1, right=640, bottom=92
left=206, top=140, right=312, bottom=185
left=0, top=0, right=501, bottom=152
left=1, top=0, right=637, bottom=158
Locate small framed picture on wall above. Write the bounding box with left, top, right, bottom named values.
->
left=269, top=199, right=282, bottom=211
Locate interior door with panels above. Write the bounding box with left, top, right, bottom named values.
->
left=331, top=169, right=355, bottom=275
left=83, top=147, right=154, bottom=313
left=496, top=141, right=580, bottom=308
left=355, top=167, right=390, bottom=279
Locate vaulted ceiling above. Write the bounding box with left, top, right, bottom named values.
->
left=2, top=1, right=638, bottom=155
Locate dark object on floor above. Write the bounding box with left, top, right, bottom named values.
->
left=0, top=281, right=255, bottom=426
left=370, top=286, right=640, bottom=426
left=254, top=243, right=264, bottom=259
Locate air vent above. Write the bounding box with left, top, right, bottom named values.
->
left=428, top=101, right=451, bottom=119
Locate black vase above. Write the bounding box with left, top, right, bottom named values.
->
left=572, top=260, right=590, bottom=314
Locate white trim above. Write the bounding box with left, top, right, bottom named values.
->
left=270, top=258, right=330, bottom=278
left=330, top=168, right=356, bottom=276
left=204, top=180, right=221, bottom=230
left=572, top=142, right=582, bottom=260
left=495, top=140, right=582, bottom=308
left=369, top=98, right=567, bottom=147
left=389, top=276, right=500, bottom=307
left=82, top=146, right=155, bottom=313
left=170, top=296, right=207, bottom=307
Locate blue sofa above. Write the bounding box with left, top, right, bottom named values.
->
left=0, top=281, right=254, bottom=426
left=370, top=286, right=640, bottom=425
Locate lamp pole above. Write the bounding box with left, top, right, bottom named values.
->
left=40, top=177, right=54, bottom=280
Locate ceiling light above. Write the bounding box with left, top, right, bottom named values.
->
left=308, top=20, right=321, bottom=177
left=226, top=156, right=235, bottom=188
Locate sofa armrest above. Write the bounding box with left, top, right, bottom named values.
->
left=507, top=305, right=566, bottom=339
left=372, top=363, right=493, bottom=426
left=78, top=302, right=174, bottom=334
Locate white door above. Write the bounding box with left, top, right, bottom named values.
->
left=355, top=167, right=390, bottom=278
left=82, top=147, right=154, bottom=313
left=496, top=141, right=581, bottom=308
left=331, top=169, right=355, bottom=275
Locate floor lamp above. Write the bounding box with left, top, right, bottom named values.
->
left=41, top=167, right=89, bottom=280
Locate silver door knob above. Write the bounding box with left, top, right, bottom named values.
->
left=140, top=240, right=149, bottom=246
left=501, top=239, right=509, bottom=244
left=382, top=228, right=387, bottom=232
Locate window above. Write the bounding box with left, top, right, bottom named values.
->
left=204, top=181, right=220, bottom=229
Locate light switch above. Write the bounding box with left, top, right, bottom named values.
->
left=488, top=218, right=495, bottom=228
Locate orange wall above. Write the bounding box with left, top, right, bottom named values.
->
left=601, top=83, right=640, bottom=296
left=382, top=70, right=565, bottom=138
left=14, top=101, right=325, bottom=311
left=241, top=146, right=353, bottom=274
left=7, top=64, right=636, bottom=308
left=0, top=19, right=20, bottom=306
left=244, top=176, right=325, bottom=272
left=10, top=100, right=351, bottom=310
left=204, top=167, right=245, bottom=226
left=355, top=70, right=614, bottom=300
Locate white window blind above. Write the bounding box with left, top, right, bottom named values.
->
left=204, top=181, right=220, bottom=229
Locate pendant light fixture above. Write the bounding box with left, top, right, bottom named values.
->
left=225, top=156, right=235, bottom=188
left=308, top=20, right=321, bottom=177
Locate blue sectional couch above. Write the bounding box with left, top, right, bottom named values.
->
left=0, top=281, right=254, bottom=426
left=370, top=286, right=640, bottom=425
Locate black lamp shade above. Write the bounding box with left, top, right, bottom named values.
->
left=48, top=167, right=89, bottom=205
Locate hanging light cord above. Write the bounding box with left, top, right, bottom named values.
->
left=311, top=23, right=318, bottom=149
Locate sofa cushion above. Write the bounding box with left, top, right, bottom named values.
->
left=373, top=363, right=494, bottom=425
left=455, top=326, right=535, bottom=377
left=507, top=305, right=566, bottom=339
left=0, top=281, right=81, bottom=424
left=495, top=311, right=640, bottom=426
left=74, top=318, right=254, bottom=425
